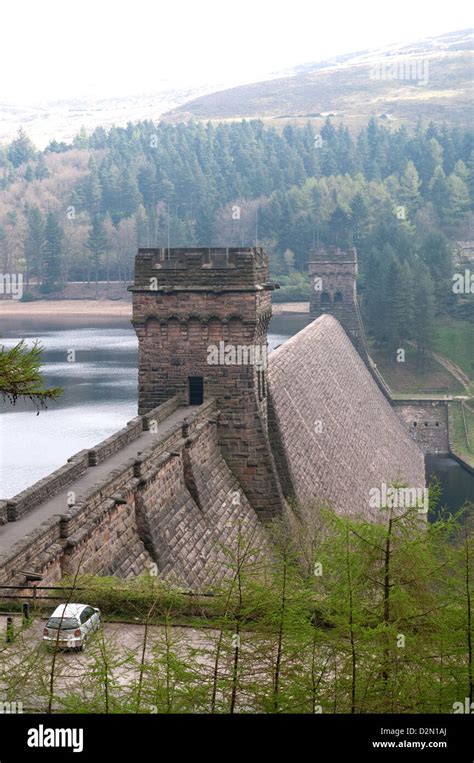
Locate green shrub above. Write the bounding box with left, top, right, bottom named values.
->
left=19, top=291, right=36, bottom=302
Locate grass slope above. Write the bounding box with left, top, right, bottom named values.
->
left=165, top=29, right=473, bottom=131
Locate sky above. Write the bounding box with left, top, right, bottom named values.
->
left=1, top=0, right=472, bottom=104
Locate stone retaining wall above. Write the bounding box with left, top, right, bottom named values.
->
left=0, top=399, right=232, bottom=587
left=392, top=400, right=450, bottom=455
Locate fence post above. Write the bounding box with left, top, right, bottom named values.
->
left=6, top=616, right=13, bottom=643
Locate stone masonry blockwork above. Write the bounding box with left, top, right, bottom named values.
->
left=267, top=315, right=426, bottom=517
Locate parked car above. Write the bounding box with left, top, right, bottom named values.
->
left=43, top=603, right=101, bottom=651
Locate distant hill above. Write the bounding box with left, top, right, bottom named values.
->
left=3, top=29, right=471, bottom=150
left=0, top=85, right=216, bottom=149
left=163, top=28, right=474, bottom=130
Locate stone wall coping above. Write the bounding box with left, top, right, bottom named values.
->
left=391, top=399, right=450, bottom=407
left=5, top=452, right=90, bottom=520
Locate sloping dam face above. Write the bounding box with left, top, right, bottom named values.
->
left=267, top=315, right=426, bottom=518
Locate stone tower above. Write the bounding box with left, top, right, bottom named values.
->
left=308, top=246, right=366, bottom=352
left=129, top=247, right=285, bottom=520
left=308, top=246, right=392, bottom=399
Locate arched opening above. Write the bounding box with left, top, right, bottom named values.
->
left=321, top=292, right=331, bottom=305
left=334, top=292, right=343, bottom=303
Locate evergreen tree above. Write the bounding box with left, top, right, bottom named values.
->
left=399, top=160, right=421, bottom=216
left=384, top=254, right=408, bottom=358
left=445, top=174, right=470, bottom=225
left=24, top=206, right=45, bottom=287
left=195, top=206, right=215, bottom=246
left=429, top=166, right=450, bottom=225
left=34, top=155, right=49, bottom=180
left=327, top=204, right=352, bottom=248
left=412, top=260, right=436, bottom=370
left=350, top=192, right=371, bottom=245
left=87, top=215, right=108, bottom=296
left=7, top=128, right=35, bottom=167
left=43, top=212, right=64, bottom=290
left=419, top=232, right=453, bottom=310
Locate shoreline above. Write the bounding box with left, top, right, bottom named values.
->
left=0, top=300, right=310, bottom=317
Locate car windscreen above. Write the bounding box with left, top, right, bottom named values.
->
left=46, top=617, right=79, bottom=630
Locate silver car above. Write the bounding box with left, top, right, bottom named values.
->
left=43, top=603, right=101, bottom=651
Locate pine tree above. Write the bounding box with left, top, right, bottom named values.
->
left=0, top=340, right=62, bottom=406
left=7, top=128, right=35, bottom=167
left=419, top=232, right=453, bottom=310
left=195, top=206, right=215, bottom=246
left=87, top=215, right=108, bottom=297
left=399, top=161, right=421, bottom=216
left=445, top=174, right=470, bottom=225
left=350, top=192, right=371, bottom=245
left=43, top=212, right=63, bottom=290
left=24, top=206, right=45, bottom=287
left=429, top=166, right=450, bottom=225
left=412, top=260, right=436, bottom=370
left=327, top=205, right=352, bottom=247
left=85, top=159, right=102, bottom=216
left=34, top=155, right=49, bottom=180
left=384, top=255, right=408, bottom=359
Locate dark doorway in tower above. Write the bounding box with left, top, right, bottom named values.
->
left=188, top=376, right=204, bottom=405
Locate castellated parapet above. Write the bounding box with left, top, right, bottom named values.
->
left=129, top=247, right=286, bottom=521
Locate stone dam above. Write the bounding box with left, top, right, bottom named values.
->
left=0, top=246, right=445, bottom=589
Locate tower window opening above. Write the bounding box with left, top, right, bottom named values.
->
left=321, top=292, right=331, bottom=305
left=334, top=292, right=343, bottom=303
left=188, top=376, right=204, bottom=405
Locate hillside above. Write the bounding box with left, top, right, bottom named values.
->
left=0, top=85, right=215, bottom=150
left=164, top=28, right=474, bottom=130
